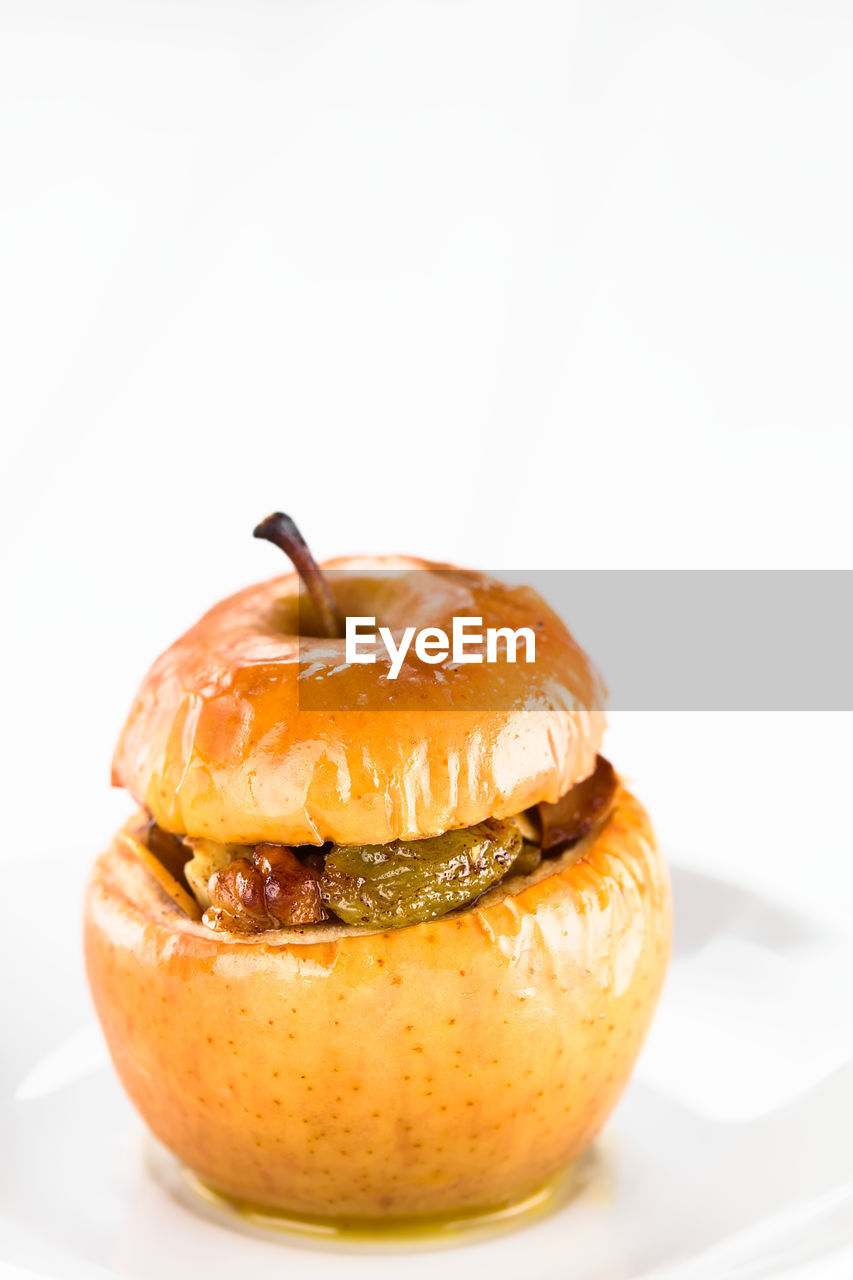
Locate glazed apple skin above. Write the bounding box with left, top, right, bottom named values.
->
left=84, top=787, right=670, bottom=1219
left=111, top=557, right=607, bottom=848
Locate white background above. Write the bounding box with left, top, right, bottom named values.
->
left=1, top=2, right=852, bottom=1277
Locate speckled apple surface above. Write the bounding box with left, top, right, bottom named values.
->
left=84, top=786, right=671, bottom=1219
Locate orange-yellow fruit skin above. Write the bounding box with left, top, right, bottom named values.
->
left=84, top=788, right=671, bottom=1219
left=110, top=559, right=607, bottom=847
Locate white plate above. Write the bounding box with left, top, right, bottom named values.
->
left=2, top=866, right=852, bottom=1280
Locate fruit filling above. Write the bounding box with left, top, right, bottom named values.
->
left=135, top=756, right=617, bottom=933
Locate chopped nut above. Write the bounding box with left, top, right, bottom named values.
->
left=204, top=844, right=327, bottom=931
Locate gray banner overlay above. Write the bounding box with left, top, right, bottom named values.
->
left=296, top=570, right=852, bottom=711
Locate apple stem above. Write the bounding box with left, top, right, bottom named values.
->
left=253, top=512, right=343, bottom=639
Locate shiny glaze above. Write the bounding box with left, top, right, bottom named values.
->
left=112, top=558, right=606, bottom=846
